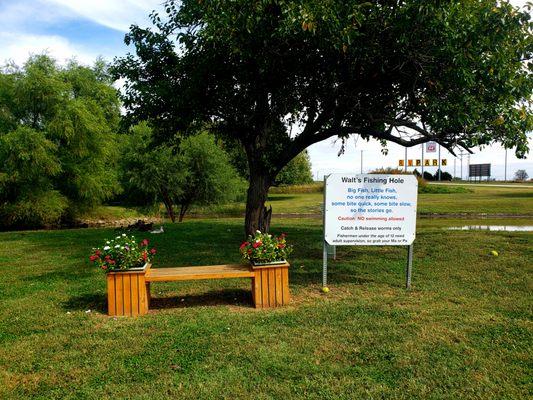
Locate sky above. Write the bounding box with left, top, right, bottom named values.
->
left=0, top=0, right=531, bottom=181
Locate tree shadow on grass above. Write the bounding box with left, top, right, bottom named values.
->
left=267, top=195, right=297, bottom=201
left=62, top=292, right=107, bottom=313
left=149, top=288, right=254, bottom=310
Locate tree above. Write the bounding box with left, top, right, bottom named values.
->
left=113, top=0, right=532, bottom=235
left=423, top=172, right=434, bottom=181
left=275, top=151, right=314, bottom=185
left=439, top=171, right=453, bottom=181
left=0, top=55, right=121, bottom=228
left=121, top=122, right=186, bottom=222
left=177, top=132, right=246, bottom=221
left=122, top=127, right=244, bottom=222
left=514, top=169, right=529, bottom=181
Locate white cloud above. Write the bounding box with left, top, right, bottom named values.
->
left=43, top=0, right=163, bottom=32
left=0, top=32, right=98, bottom=66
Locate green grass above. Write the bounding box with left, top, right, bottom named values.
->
left=80, top=205, right=153, bottom=221
left=189, top=184, right=533, bottom=217
left=78, top=184, right=533, bottom=224
left=1, top=219, right=532, bottom=399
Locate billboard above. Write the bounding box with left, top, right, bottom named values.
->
left=469, top=163, right=491, bottom=177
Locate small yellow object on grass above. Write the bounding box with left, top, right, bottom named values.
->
left=491, top=250, right=499, bottom=257
left=321, top=287, right=330, bottom=293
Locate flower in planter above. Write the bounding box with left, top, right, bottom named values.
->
left=239, top=230, right=292, bottom=264
left=89, top=233, right=156, bottom=272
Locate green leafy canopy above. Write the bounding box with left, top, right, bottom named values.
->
left=114, top=0, right=532, bottom=170
left=0, top=55, right=121, bottom=227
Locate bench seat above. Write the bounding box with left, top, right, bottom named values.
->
left=145, top=264, right=255, bottom=282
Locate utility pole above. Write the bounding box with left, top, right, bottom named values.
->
left=454, top=157, right=456, bottom=179
left=438, top=143, right=442, bottom=181
left=504, top=149, right=508, bottom=182
left=404, top=147, right=408, bottom=172
left=458, top=150, right=468, bottom=181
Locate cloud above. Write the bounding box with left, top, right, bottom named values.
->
left=43, top=0, right=163, bottom=32
left=0, top=32, right=98, bottom=66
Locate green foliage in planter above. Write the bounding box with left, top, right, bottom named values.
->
left=240, top=231, right=292, bottom=263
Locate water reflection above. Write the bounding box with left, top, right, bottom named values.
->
left=447, top=225, right=533, bottom=232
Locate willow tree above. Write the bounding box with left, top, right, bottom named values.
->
left=114, top=0, right=532, bottom=235
left=0, top=55, right=121, bottom=228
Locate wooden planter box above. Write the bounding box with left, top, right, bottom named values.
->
left=251, top=261, right=290, bottom=308
left=107, top=263, right=150, bottom=316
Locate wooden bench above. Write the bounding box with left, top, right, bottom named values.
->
left=107, top=262, right=290, bottom=316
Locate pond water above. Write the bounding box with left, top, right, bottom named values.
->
left=447, top=225, right=533, bottom=232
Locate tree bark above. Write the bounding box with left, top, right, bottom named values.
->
left=160, top=188, right=176, bottom=222
left=178, top=203, right=189, bottom=222
left=244, top=169, right=271, bottom=236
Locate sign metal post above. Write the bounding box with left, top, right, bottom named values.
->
left=406, top=244, right=413, bottom=289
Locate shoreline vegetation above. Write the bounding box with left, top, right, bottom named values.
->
left=73, top=183, right=533, bottom=228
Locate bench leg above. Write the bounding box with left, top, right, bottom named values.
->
left=252, top=277, right=261, bottom=308
left=146, top=282, right=151, bottom=308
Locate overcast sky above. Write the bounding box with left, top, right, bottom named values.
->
left=0, top=0, right=531, bottom=180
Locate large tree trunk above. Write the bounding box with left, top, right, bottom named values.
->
left=244, top=170, right=271, bottom=236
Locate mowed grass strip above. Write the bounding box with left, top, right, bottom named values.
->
left=188, top=184, right=533, bottom=217
left=0, top=219, right=531, bottom=399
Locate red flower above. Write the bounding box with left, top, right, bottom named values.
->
left=142, top=251, right=148, bottom=261
left=247, top=249, right=253, bottom=255
left=101, top=265, right=107, bottom=270
left=140, top=239, right=149, bottom=247
left=150, top=248, right=156, bottom=255
left=240, top=241, right=249, bottom=250
left=104, top=255, right=111, bottom=261
left=109, top=259, right=116, bottom=265
left=252, top=241, right=262, bottom=249
left=89, top=255, right=99, bottom=262
left=95, top=249, right=101, bottom=256
left=277, top=243, right=286, bottom=249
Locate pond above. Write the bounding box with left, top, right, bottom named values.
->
left=446, top=225, right=533, bottom=232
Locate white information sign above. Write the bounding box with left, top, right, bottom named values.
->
left=324, top=174, right=418, bottom=246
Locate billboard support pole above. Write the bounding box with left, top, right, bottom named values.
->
left=421, top=144, right=424, bottom=176
left=322, top=175, right=329, bottom=287
left=406, top=244, right=413, bottom=289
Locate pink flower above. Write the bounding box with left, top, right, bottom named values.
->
left=140, top=239, right=149, bottom=247
left=89, top=255, right=98, bottom=262
left=150, top=248, right=156, bottom=255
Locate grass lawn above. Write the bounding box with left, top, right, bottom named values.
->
left=189, top=184, right=533, bottom=216
left=81, top=184, right=533, bottom=224
left=1, top=218, right=531, bottom=399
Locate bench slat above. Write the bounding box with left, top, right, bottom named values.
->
left=145, top=264, right=255, bottom=282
